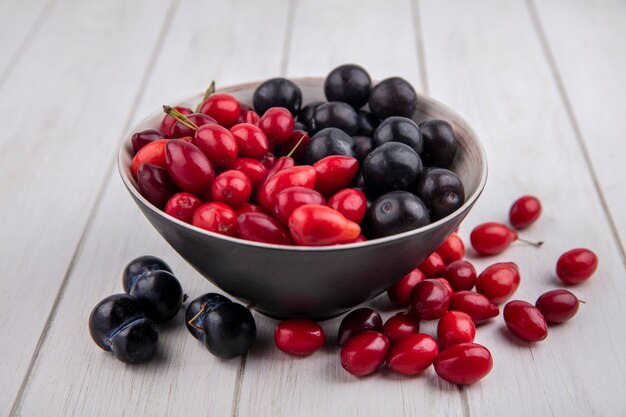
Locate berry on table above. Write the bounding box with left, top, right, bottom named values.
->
left=387, top=267, right=426, bottom=304
left=340, top=331, right=390, bottom=376
left=444, top=260, right=477, bottom=292
left=437, top=311, right=476, bottom=348
left=387, top=333, right=438, bottom=375
left=436, top=233, right=465, bottom=264
left=503, top=300, right=548, bottom=342
left=475, top=262, right=521, bottom=304
left=509, top=195, right=542, bottom=229
left=185, top=293, right=232, bottom=341
left=556, top=248, right=598, bottom=284
left=338, top=308, right=383, bottom=346
left=535, top=289, right=581, bottom=323
left=433, top=343, right=493, bottom=385
left=470, top=222, right=543, bottom=256
left=449, top=291, right=500, bottom=324
left=418, top=252, right=446, bottom=278
left=127, top=270, right=184, bottom=323
left=382, top=312, right=420, bottom=343
left=409, top=279, right=451, bottom=320
left=123, top=255, right=172, bottom=293
left=202, top=302, right=257, bottom=358
left=274, top=319, right=326, bottom=355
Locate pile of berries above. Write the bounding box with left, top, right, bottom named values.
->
left=129, top=64, right=465, bottom=245
left=270, top=195, right=598, bottom=384
left=89, top=256, right=256, bottom=363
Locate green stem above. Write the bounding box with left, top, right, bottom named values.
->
left=163, top=105, right=198, bottom=130
left=195, top=80, right=216, bottom=112
left=517, top=237, right=544, bottom=248
left=286, top=133, right=307, bottom=158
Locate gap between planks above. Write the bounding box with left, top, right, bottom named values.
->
left=0, top=0, right=59, bottom=90
left=525, top=0, right=626, bottom=265
left=7, top=0, right=183, bottom=415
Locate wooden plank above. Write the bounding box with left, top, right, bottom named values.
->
left=530, top=0, right=626, bottom=256
left=235, top=1, right=469, bottom=416
left=0, top=0, right=54, bottom=79
left=419, top=0, right=626, bottom=415
left=13, top=0, right=290, bottom=415
left=0, top=0, right=173, bottom=414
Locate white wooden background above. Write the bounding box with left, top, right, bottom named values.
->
left=1, top=0, right=625, bottom=415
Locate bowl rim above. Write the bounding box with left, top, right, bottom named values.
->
left=118, top=77, right=488, bottom=252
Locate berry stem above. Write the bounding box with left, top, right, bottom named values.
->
left=186, top=304, right=208, bottom=330
left=286, top=134, right=307, bottom=158
left=578, top=299, right=587, bottom=304
left=195, top=80, right=216, bottom=112
left=163, top=105, right=198, bottom=130
left=517, top=237, right=544, bottom=248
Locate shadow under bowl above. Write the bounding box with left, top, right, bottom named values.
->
left=118, top=78, right=487, bottom=320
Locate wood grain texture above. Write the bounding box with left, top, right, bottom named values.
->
left=13, top=0, right=290, bottom=415
left=530, top=0, right=626, bottom=256
left=0, top=0, right=55, bottom=80
left=420, top=0, right=626, bottom=415
left=0, top=0, right=173, bottom=414
left=235, top=1, right=468, bottom=416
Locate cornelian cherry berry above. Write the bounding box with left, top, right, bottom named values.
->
left=165, top=140, right=215, bottom=195
left=418, top=252, right=446, bottom=278
left=470, top=222, right=542, bottom=256
left=131, top=139, right=168, bottom=178
left=312, top=155, right=359, bottom=196
left=211, top=170, right=252, bottom=208
left=229, top=158, right=267, bottom=188
left=509, top=195, right=542, bottom=229
left=433, top=343, right=493, bottom=385
left=199, top=93, right=241, bottom=127
left=237, top=212, right=292, bottom=245
left=387, top=268, right=425, bottom=304
left=193, top=124, right=238, bottom=168
left=504, top=300, right=548, bottom=342
left=137, top=163, right=177, bottom=209
left=382, top=312, right=420, bottom=343
left=257, top=166, right=317, bottom=211
left=242, top=109, right=261, bottom=125
left=164, top=192, right=202, bottom=223
left=235, top=203, right=266, bottom=216
left=436, top=233, right=465, bottom=264
left=387, top=333, right=438, bottom=375
left=436, top=278, right=454, bottom=297
left=192, top=202, right=238, bottom=236
left=288, top=204, right=361, bottom=246
left=230, top=123, right=270, bottom=159
left=475, top=262, right=520, bottom=304
left=535, top=289, right=580, bottom=323
left=274, top=319, right=325, bottom=355
left=437, top=311, right=476, bottom=348
left=263, top=156, right=296, bottom=183
left=444, top=260, right=477, bottom=292
left=259, top=107, right=295, bottom=145
left=160, top=106, right=192, bottom=136
left=328, top=188, right=367, bottom=224
left=273, top=187, right=325, bottom=225
left=259, top=152, right=277, bottom=170
left=338, top=308, right=383, bottom=346
left=340, top=331, right=390, bottom=377
left=409, top=279, right=451, bottom=320
left=556, top=248, right=598, bottom=284
left=132, top=129, right=165, bottom=154
left=449, top=291, right=499, bottom=324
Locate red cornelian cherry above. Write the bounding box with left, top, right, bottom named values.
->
left=230, top=123, right=270, bottom=159
left=444, top=260, right=477, bottom=292
left=409, top=279, right=451, bottom=320
left=436, top=278, right=454, bottom=297
left=437, top=311, right=476, bottom=348
left=504, top=300, right=548, bottom=342
left=470, top=222, right=543, bottom=256
left=475, top=262, right=520, bottom=304
left=235, top=203, right=266, bottom=216
left=211, top=170, right=252, bottom=208
left=263, top=156, right=296, bottom=184
left=382, top=312, right=420, bottom=343
left=418, top=252, right=446, bottom=278
left=338, top=308, right=383, bottom=346
left=312, top=155, right=359, bottom=196
left=257, top=166, right=317, bottom=211
left=237, top=212, right=293, bottom=245
left=273, top=186, right=326, bottom=225
left=288, top=204, right=361, bottom=246
left=280, top=130, right=311, bottom=163
left=199, top=93, right=241, bottom=127
left=450, top=291, right=500, bottom=324
left=556, top=248, right=598, bottom=284
left=137, top=163, right=178, bottom=209
left=259, top=152, right=277, bottom=170
left=433, top=343, right=493, bottom=385
left=535, top=289, right=580, bottom=323
left=274, top=319, right=325, bottom=355
left=229, top=158, right=267, bottom=188
left=387, top=333, right=438, bottom=375
left=132, top=129, right=166, bottom=154
left=164, top=192, right=202, bottom=223
left=436, top=233, right=465, bottom=264
left=259, top=107, right=295, bottom=145
left=387, top=268, right=425, bottom=304
left=192, top=202, right=238, bottom=236
left=193, top=124, right=238, bottom=168
left=160, top=106, right=192, bottom=136
left=328, top=188, right=367, bottom=224
left=509, top=195, right=542, bottom=229
left=242, top=109, right=261, bottom=125
left=165, top=140, right=215, bottom=195
left=340, top=331, right=390, bottom=377
left=131, top=139, right=168, bottom=178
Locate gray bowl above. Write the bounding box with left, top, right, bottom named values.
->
left=118, top=78, right=487, bottom=320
